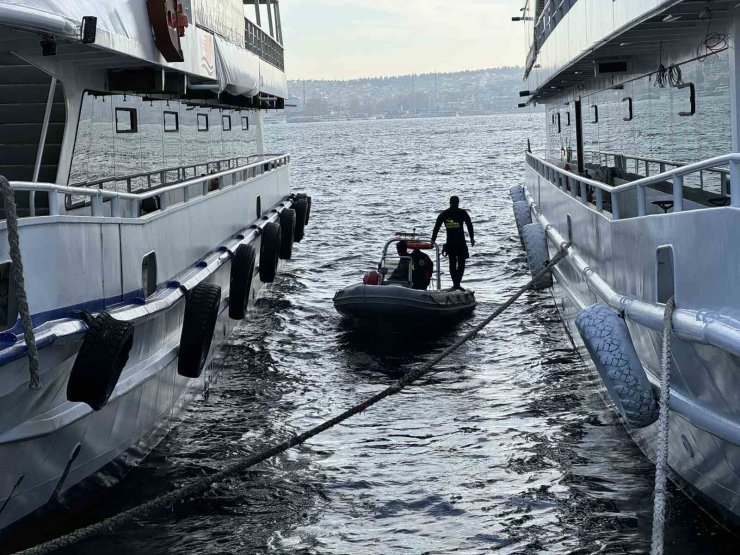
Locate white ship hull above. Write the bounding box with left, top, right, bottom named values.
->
left=523, top=159, right=740, bottom=524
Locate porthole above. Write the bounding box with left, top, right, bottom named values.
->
left=197, top=113, right=209, bottom=132
left=222, top=115, right=232, bottom=131
left=115, top=108, right=138, bottom=133
left=164, top=111, right=179, bottom=132
left=241, top=116, right=249, bottom=130
left=256, top=195, right=261, bottom=219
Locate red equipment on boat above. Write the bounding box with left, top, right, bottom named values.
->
left=146, top=0, right=188, bottom=62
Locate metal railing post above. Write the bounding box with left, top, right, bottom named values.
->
left=595, top=187, right=603, bottom=212
left=731, top=159, right=740, bottom=207
left=673, top=175, right=684, bottom=212
left=645, top=160, right=650, bottom=177
left=111, top=196, right=122, bottom=218
left=721, top=171, right=729, bottom=196
left=91, top=193, right=103, bottom=217
left=610, top=192, right=620, bottom=219
left=637, top=185, right=646, bottom=216
left=580, top=181, right=587, bottom=203
left=48, top=190, right=59, bottom=216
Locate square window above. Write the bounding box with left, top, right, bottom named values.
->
left=115, top=108, right=138, bottom=133
left=222, top=115, right=231, bottom=131
left=197, top=113, right=209, bottom=131
left=241, top=116, right=249, bottom=130
left=164, top=111, right=179, bottom=132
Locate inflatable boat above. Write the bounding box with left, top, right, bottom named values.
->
left=333, top=234, right=476, bottom=326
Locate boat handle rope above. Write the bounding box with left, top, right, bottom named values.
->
left=651, top=296, right=675, bottom=555
left=17, top=245, right=572, bottom=555
left=0, top=176, right=41, bottom=389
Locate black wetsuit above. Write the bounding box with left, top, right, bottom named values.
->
left=431, top=207, right=474, bottom=288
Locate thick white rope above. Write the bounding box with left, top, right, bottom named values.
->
left=0, top=177, right=41, bottom=389
left=650, top=296, right=675, bottom=555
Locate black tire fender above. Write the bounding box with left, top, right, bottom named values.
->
left=305, top=195, right=312, bottom=225
left=279, top=208, right=296, bottom=260
left=178, top=282, right=222, bottom=378
left=293, top=198, right=307, bottom=243
left=67, top=312, right=134, bottom=411
left=228, top=243, right=256, bottom=320
left=259, top=221, right=281, bottom=283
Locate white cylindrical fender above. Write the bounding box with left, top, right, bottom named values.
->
left=521, top=222, right=552, bottom=290
left=512, top=200, right=532, bottom=240
left=509, top=184, right=526, bottom=203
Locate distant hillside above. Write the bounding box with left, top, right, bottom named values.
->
left=272, top=67, right=535, bottom=122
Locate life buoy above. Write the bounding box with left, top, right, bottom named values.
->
left=228, top=243, right=256, bottom=320
left=258, top=221, right=281, bottom=283
left=292, top=197, right=308, bottom=243
left=67, top=312, right=134, bottom=411
left=145, top=0, right=187, bottom=62
left=279, top=208, right=296, bottom=260
left=178, top=282, right=221, bottom=378
left=575, top=304, right=658, bottom=428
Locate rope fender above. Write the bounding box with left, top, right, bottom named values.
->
left=0, top=176, right=41, bottom=389
left=17, top=245, right=572, bottom=555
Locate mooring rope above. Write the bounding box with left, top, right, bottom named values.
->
left=0, top=176, right=41, bottom=389
left=650, top=296, right=675, bottom=555
left=17, top=244, right=571, bottom=555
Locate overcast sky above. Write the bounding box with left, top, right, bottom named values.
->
left=276, top=0, right=526, bottom=80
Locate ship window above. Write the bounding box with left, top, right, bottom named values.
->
left=197, top=113, right=209, bottom=132
left=163, top=111, right=179, bottom=132
left=256, top=195, right=261, bottom=218
left=241, top=116, right=249, bottom=130
left=115, top=108, right=137, bottom=133
left=142, top=251, right=157, bottom=298
left=656, top=246, right=675, bottom=304
left=222, top=115, right=231, bottom=131
left=0, top=261, right=17, bottom=330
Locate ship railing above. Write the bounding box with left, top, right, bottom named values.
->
left=587, top=150, right=731, bottom=197
left=526, top=151, right=740, bottom=220
left=4, top=153, right=290, bottom=220
left=245, top=18, right=284, bottom=71
left=533, top=0, right=576, bottom=57
left=66, top=155, right=272, bottom=210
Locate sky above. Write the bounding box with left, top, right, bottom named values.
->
left=275, top=0, right=526, bottom=80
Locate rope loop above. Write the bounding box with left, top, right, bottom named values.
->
left=0, top=176, right=41, bottom=389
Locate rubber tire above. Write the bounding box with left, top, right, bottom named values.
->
left=513, top=201, right=532, bottom=240
left=228, top=243, right=256, bottom=320
left=521, top=223, right=553, bottom=290
left=510, top=185, right=525, bottom=203
left=575, top=304, right=659, bottom=428
left=293, top=198, right=307, bottom=243
left=178, top=282, right=221, bottom=378
left=259, top=221, right=281, bottom=283
left=305, top=196, right=312, bottom=225
left=67, top=312, right=134, bottom=411
left=279, top=208, right=296, bottom=260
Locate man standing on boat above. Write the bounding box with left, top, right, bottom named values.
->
left=431, top=196, right=475, bottom=290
